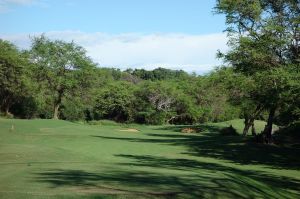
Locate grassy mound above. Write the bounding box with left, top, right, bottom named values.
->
left=215, top=119, right=268, bottom=134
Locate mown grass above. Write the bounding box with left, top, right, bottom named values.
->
left=0, top=118, right=299, bottom=198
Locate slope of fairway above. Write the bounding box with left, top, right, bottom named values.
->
left=0, top=119, right=299, bottom=199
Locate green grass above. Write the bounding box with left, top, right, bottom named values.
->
left=0, top=118, right=299, bottom=198
left=215, top=119, right=268, bottom=133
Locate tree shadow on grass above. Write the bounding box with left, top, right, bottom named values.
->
left=156, top=124, right=222, bottom=134
left=92, top=131, right=300, bottom=170
left=36, top=123, right=300, bottom=198
left=33, top=170, right=182, bottom=198
left=115, top=154, right=300, bottom=197
left=34, top=155, right=300, bottom=198
left=189, top=136, right=300, bottom=169
left=149, top=132, right=300, bottom=169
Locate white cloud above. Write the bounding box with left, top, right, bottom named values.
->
left=0, top=31, right=228, bottom=73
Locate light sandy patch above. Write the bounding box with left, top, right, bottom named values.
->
left=118, top=128, right=140, bottom=132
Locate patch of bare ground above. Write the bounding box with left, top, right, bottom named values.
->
left=118, top=128, right=140, bottom=132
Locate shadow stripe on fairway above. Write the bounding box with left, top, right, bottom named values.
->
left=0, top=189, right=182, bottom=197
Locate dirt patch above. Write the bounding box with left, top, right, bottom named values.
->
left=118, top=128, right=140, bottom=132
left=181, top=128, right=197, bottom=133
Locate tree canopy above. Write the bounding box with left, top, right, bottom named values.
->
left=0, top=39, right=29, bottom=116
left=29, top=35, right=96, bottom=119
left=215, top=0, right=300, bottom=141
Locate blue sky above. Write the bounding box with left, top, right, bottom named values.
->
left=0, top=0, right=228, bottom=73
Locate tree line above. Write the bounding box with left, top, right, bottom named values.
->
left=0, top=0, right=299, bottom=142
left=0, top=36, right=240, bottom=124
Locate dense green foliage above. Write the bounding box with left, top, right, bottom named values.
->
left=0, top=118, right=299, bottom=198
left=0, top=1, right=299, bottom=131
left=0, top=34, right=298, bottom=130
left=29, top=35, right=96, bottom=119
left=0, top=40, right=30, bottom=117
left=0, top=37, right=243, bottom=124
left=215, top=0, right=300, bottom=140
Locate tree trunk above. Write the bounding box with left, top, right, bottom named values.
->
left=5, top=106, right=10, bottom=116
left=243, top=119, right=251, bottom=136
left=2, top=96, right=12, bottom=116
left=167, top=115, right=179, bottom=124
left=242, top=104, right=263, bottom=136
left=243, top=117, right=255, bottom=136
left=53, top=103, right=60, bottom=120
left=251, top=123, right=256, bottom=136
left=53, top=89, right=64, bottom=120
left=263, top=106, right=276, bottom=143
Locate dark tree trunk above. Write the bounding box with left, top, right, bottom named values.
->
left=243, top=118, right=251, bottom=136
left=5, top=106, right=10, bottom=115
left=263, top=106, right=276, bottom=143
left=243, top=117, right=255, bottom=136
left=251, top=123, right=256, bottom=136
left=242, top=104, right=263, bottom=136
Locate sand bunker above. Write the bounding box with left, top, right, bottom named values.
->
left=118, top=128, right=140, bottom=132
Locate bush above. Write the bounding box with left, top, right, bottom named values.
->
left=60, top=100, right=86, bottom=121
left=145, top=112, right=167, bottom=125
left=10, top=96, right=38, bottom=119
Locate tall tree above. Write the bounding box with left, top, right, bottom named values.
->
left=0, top=39, right=28, bottom=116
left=29, top=35, right=96, bottom=119
left=216, top=0, right=300, bottom=141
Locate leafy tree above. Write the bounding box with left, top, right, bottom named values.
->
left=0, top=39, right=29, bottom=116
left=189, top=69, right=241, bottom=123
left=29, top=35, right=96, bottom=119
left=170, top=92, right=202, bottom=124
left=133, top=81, right=177, bottom=124
left=212, top=67, right=261, bottom=135
left=216, top=0, right=300, bottom=142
